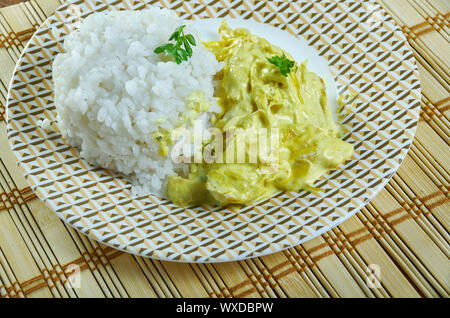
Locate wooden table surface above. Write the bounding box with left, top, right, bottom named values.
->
left=0, top=0, right=448, bottom=298
left=0, top=1, right=24, bottom=8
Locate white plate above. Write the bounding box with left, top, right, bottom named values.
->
left=6, top=0, right=421, bottom=262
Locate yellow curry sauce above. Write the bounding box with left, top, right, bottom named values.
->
left=153, top=90, right=211, bottom=157
left=167, top=21, right=354, bottom=206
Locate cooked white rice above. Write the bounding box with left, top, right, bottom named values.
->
left=52, top=8, right=222, bottom=196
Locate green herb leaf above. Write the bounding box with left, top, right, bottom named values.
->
left=184, top=38, right=193, bottom=57
left=186, top=34, right=196, bottom=46
left=267, top=53, right=295, bottom=76
left=169, top=25, right=185, bottom=41
left=168, top=31, right=179, bottom=41
left=154, top=25, right=197, bottom=64
left=174, top=25, right=185, bottom=34
left=154, top=43, right=178, bottom=60
left=154, top=43, right=171, bottom=54
left=178, top=47, right=188, bottom=61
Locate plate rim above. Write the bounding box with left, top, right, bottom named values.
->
left=5, top=0, right=421, bottom=263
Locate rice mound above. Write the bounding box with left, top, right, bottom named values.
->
left=52, top=8, right=222, bottom=196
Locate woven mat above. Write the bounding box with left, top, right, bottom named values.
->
left=0, top=0, right=448, bottom=298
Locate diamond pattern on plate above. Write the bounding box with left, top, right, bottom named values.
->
left=6, top=0, right=420, bottom=262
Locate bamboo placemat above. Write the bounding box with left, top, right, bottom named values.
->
left=0, top=0, right=448, bottom=298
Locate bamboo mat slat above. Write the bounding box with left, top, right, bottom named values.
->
left=0, top=0, right=449, bottom=298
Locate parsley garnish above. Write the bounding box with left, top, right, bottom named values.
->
left=154, top=25, right=196, bottom=64
left=267, top=53, right=295, bottom=76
